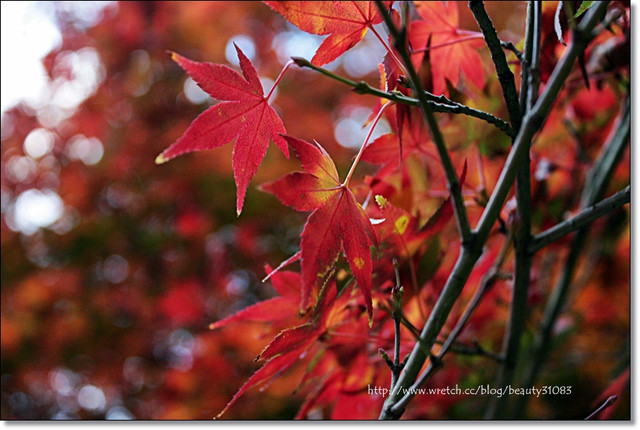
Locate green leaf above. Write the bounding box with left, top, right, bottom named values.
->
left=574, top=1, right=595, bottom=18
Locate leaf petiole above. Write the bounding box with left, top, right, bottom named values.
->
left=412, top=33, right=484, bottom=53
left=368, top=24, right=408, bottom=77
left=266, top=59, right=295, bottom=102
left=342, top=100, right=393, bottom=187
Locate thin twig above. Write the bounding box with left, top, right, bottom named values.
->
left=389, top=228, right=514, bottom=414
left=483, top=0, right=539, bottom=418
left=469, top=0, right=522, bottom=131
left=585, top=395, right=618, bottom=420
left=529, top=186, right=630, bottom=254
left=374, top=0, right=474, bottom=245
left=379, top=258, right=405, bottom=392
left=291, top=57, right=414, bottom=103
left=473, top=0, right=609, bottom=250
left=378, top=1, right=611, bottom=420
left=501, top=41, right=524, bottom=62
left=437, top=339, right=503, bottom=362
left=526, top=2, right=542, bottom=111
left=291, top=57, right=514, bottom=137
left=424, top=94, right=515, bottom=138
left=519, top=2, right=535, bottom=114
left=516, top=94, right=629, bottom=418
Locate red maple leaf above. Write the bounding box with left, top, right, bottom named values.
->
left=210, top=268, right=317, bottom=418
left=410, top=1, right=485, bottom=95
left=156, top=45, right=288, bottom=215
left=264, top=1, right=393, bottom=66
left=216, top=348, right=301, bottom=419
left=215, top=274, right=345, bottom=418
left=209, top=266, right=300, bottom=330
left=260, top=135, right=378, bottom=322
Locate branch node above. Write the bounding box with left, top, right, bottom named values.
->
left=379, top=348, right=394, bottom=369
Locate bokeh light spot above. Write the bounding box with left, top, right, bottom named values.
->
left=23, top=128, right=56, bottom=159
left=77, top=385, right=106, bottom=412
left=225, top=34, right=256, bottom=66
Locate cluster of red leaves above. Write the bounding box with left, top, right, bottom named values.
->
left=260, top=136, right=377, bottom=321
left=1, top=0, right=629, bottom=421
left=154, top=1, right=471, bottom=411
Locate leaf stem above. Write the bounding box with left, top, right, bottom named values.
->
left=412, top=34, right=484, bottom=52
left=266, top=59, right=294, bottom=102
left=368, top=24, right=407, bottom=76
left=343, top=100, right=392, bottom=187
left=262, top=250, right=301, bottom=283
left=291, top=57, right=514, bottom=137
left=585, top=396, right=618, bottom=420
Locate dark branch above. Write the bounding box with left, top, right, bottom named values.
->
left=529, top=186, right=630, bottom=254
left=374, top=0, right=473, bottom=245
left=291, top=57, right=514, bottom=137
left=469, top=0, right=522, bottom=131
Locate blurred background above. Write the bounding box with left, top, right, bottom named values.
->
left=0, top=1, right=629, bottom=420
left=0, top=1, right=407, bottom=419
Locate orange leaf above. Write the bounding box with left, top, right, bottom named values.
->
left=410, top=1, right=486, bottom=95
left=264, top=1, right=393, bottom=66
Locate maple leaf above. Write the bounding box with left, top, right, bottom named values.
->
left=156, top=45, right=288, bottom=215
left=410, top=1, right=485, bottom=95
left=216, top=275, right=343, bottom=418
left=260, top=135, right=378, bottom=322
left=209, top=266, right=300, bottom=330
left=216, top=349, right=301, bottom=419
left=372, top=160, right=466, bottom=259
left=264, top=1, right=393, bottom=66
